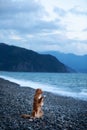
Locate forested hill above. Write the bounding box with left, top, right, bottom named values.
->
left=0, top=43, right=71, bottom=72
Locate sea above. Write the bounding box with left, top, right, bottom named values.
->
left=0, top=72, right=87, bottom=101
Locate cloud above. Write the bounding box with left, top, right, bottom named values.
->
left=0, top=0, right=87, bottom=55
left=0, top=0, right=62, bottom=34
left=83, top=28, right=87, bottom=31
left=0, top=0, right=40, bottom=14
left=0, top=0, right=43, bottom=31
left=54, top=7, right=66, bottom=17
left=69, top=7, right=87, bottom=15
left=10, top=34, right=24, bottom=41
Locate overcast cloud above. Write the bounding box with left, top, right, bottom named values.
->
left=0, top=0, right=87, bottom=55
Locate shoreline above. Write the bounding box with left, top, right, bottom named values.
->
left=0, top=74, right=87, bottom=102
left=0, top=78, right=87, bottom=130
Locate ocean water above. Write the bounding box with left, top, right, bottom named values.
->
left=0, top=72, right=87, bottom=101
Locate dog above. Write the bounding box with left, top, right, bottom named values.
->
left=21, top=88, right=44, bottom=119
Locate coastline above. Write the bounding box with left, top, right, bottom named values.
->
left=0, top=78, right=87, bottom=130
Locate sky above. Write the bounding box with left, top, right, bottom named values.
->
left=0, top=0, right=87, bottom=55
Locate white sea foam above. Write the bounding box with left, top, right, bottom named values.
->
left=0, top=75, right=55, bottom=91
left=0, top=75, right=87, bottom=101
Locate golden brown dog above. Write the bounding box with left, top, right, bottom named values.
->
left=21, top=88, right=44, bottom=119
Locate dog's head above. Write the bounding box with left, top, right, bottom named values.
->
left=35, top=88, right=43, bottom=95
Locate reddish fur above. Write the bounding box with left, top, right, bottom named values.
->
left=21, top=88, right=44, bottom=119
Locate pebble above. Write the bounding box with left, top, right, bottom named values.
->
left=0, top=78, right=87, bottom=130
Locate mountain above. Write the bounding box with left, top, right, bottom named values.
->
left=40, top=51, right=87, bottom=73
left=0, top=43, right=71, bottom=72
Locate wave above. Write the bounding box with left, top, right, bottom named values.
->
left=0, top=75, right=87, bottom=101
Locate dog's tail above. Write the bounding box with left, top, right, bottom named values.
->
left=21, top=114, right=31, bottom=118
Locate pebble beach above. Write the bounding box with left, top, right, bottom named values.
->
left=0, top=78, right=87, bottom=130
